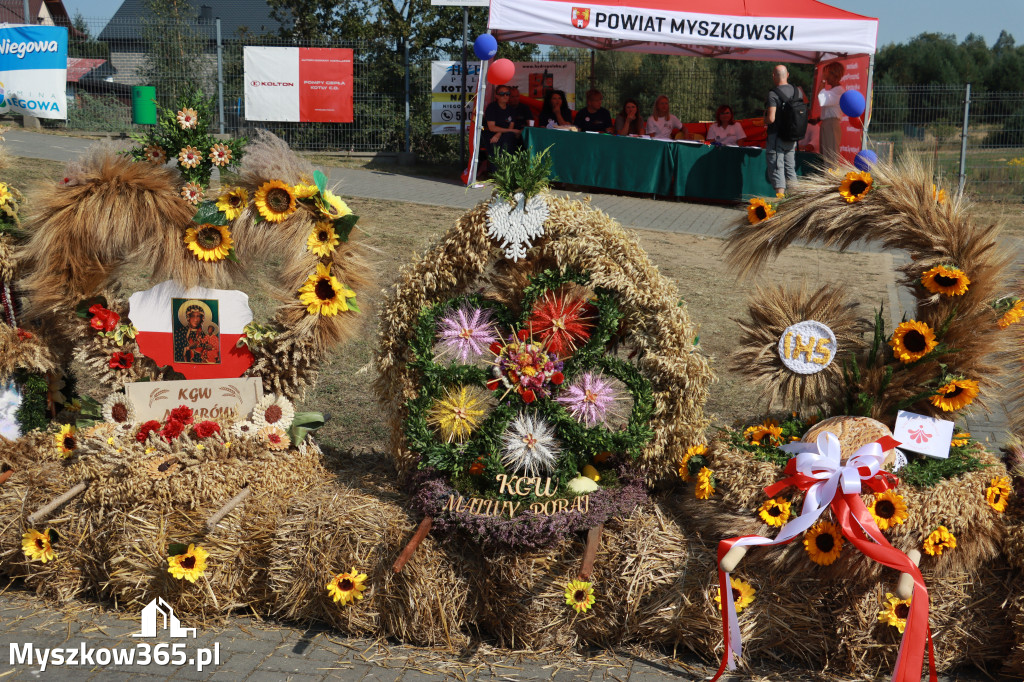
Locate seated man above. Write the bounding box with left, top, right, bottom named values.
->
left=573, top=89, right=613, bottom=133
left=508, top=86, right=534, bottom=130
left=482, top=87, right=522, bottom=159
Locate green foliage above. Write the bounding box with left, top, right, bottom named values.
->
left=488, top=146, right=553, bottom=202
left=140, top=0, right=210, bottom=104
left=724, top=414, right=815, bottom=468
left=68, top=11, right=110, bottom=59
left=66, top=92, right=135, bottom=135
left=896, top=444, right=986, bottom=488
left=14, top=372, right=49, bottom=433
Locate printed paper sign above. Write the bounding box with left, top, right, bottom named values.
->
left=431, top=61, right=480, bottom=135
left=0, top=24, right=68, bottom=119
left=244, top=46, right=353, bottom=122
left=777, top=320, right=836, bottom=374
left=125, top=377, right=263, bottom=424
left=892, top=410, right=954, bottom=460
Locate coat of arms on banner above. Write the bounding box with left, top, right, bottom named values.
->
left=571, top=7, right=590, bottom=29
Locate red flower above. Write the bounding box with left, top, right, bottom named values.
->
left=468, top=457, right=485, bottom=475
left=169, top=405, right=194, bottom=425
left=16, top=328, right=32, bottom=340
left=109, top=351, right=134, bottom=369
left=528, top=292, right=596, bottom=357
left=160, top=418, right=185, bottom=441
left=550, top=371, right=564, bottom=385
left=136, top=420, right=161, bottom=442
left=522, top=389, right=536, bottom=404
left=517, top=329, right=529, bottom=341
left=89, top=303, right=120, bottom=332
left=193, top=420, right=220, bottom=439
left=489, top=341, right=502, bottom=355
left=486, top=379, right=501, bottom=391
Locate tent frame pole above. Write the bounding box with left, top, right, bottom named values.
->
left=862, top=54, right=874, bottom=151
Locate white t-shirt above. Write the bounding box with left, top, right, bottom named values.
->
left=646, top=114, right=682, bottom=139
left=817, top=85, right=845, bottom=120
left=707, top=121, right=746, bottom=145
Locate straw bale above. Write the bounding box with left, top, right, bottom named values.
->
left=1006, top=586, right=1024, bottom=678
left=0, top=233, right=15, bottom=285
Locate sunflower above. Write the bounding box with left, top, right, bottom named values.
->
left=564, top=579, right=596, bottom=614
left=427, top=385, right=490, bottom=444
left=145, top=454, right=181, bottom=480
left=804, top=520, right=843, bottom=565
left=950, top=432, right=971, bottom=447
left=209, top=143, right=232, bottom=166
left=921, top=265, right=970, bottom=296
left=695, top=466, right=715, bottom=499
left=747, top=197, right=775, bottom=224
left=922, top=526, right=956, bottom=556
left=252, top=394, right=296, bottom=431
left=293, top=182, right=319, bottom=199
left=181, top=182, right=204, bottom=205
left=167, top=544, right=208, bottom=582
left=176, top=107, right=198, bottom=129
left=54, top=424, right=76, bottom=458
left=868, top=490, right=909, bottom=530
left=215, top=187, right=249, bottom=220
left=838, top=170, right=872, bottom=203
left=298, top=262, right=356, bottom=316
left=714, top=577, right=756, bottom=613
left=878, top=592, right=912, bottom=633
left=929, top=378, right=979, bottom=412
left=178, top=145, right=201, bottom=169
left=889, top=320, right=938, bottom=364
left=744, top=418, right=784, bottom=447
left=184, top=223, right=233, bottom=262
left=144, top=144, right=166, bottom=164
left=758, top=497, right=792, bottom=527
left=258, top=426, right=290, bottom=451
left=316, top=189, right=351, bottom=220
left=22, top=529, right=56, bottom=563
left=326, top=567, right=368, bottom=605
left=678, top=444, right=708, bottom=482
left=254, top=180, right=297, bottom=222
left=306, top=222, right=340, bottom=257
left=997, top=299, right=1024, bottom=329
left=986, top=476, right=1011, bottom=513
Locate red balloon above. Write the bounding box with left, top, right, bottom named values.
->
left=486, top=58, right=515, bottom=85
left=849, top=116, right=863, bottom=129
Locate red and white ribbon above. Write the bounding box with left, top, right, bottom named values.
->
left=711, top=431, right=936, bottom=682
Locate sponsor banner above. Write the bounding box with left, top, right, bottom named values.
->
left=125, top=377, right=264, bottom=424
left=489, top=0, right=877, bottom=56
left=0, top=24, right=68, bottom=119
left=431, top=61, right=480, bottom=135
left=244, top=46, right=353, bottom=122
left=811, top=55, right=870, bottom=164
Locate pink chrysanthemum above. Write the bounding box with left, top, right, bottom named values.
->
left=437, top=306, right=497, bottom=363
left=556, top=372, right=618, bottom=427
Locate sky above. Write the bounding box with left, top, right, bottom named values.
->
left=63, top=0, right=1019, bottom=48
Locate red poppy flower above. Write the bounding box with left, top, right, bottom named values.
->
left=136, top=420, right=161, bottom=442
left=522, top=389, right=536, bottom=403
left=193, top=420, right=220, bottom=439
left=89, top=304, right=120, bottom=332
left=160, top=418, right=185, bottom=441
left=169, top=405, right=194, bottom=425
left=528, top=293, right=596, bottom=357
left=550, top=371, right=564, bottom=385
left=109, top=351, right=134, bottom=369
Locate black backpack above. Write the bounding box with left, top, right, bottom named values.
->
left=772, top=85, right=808, bottom=142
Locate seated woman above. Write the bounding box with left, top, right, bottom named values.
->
left=646, top=95, right=682, bottom=140
left=706, top=105, right=747, bottom=145
left=614, top=98, right=646, bottom=136
left=536, top=89, right=573, bottom=128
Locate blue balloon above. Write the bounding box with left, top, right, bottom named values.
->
left=473, top=34, right=498, bottom=61
left=854, top=149, right=878, bottom=171
left=839, top=89, right=866, bottom=118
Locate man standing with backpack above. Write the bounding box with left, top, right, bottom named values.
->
left=765, top=64, right=808, bottom=197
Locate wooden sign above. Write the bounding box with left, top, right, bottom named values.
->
left=125, top=377, right=263, bottom=423
left=442, top=474, right=591, bottom=518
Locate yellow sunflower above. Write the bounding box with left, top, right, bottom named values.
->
left=678, top=443, right=708, bottom=482
left=932, top=184, right=947, bottom=204
left=889, top=320, right=938, bottom=364
left=54, top=424, right=76, bottom=458
left=695, top=466, right=715, bottom=499
left=744, top=419, right=783, bottom=447
left=929, top=378, right=979, bottom=412
left=254, top=179, right=297, bottom=222
left=565, top=579, right=596, bottom=614
left=316, top=189, right=351, bottom=220
left=144, top=144, right=166, bottom=164
left=950, top=432, right=970, bottom=447
left=922, top=526, right=956, bottom=556
left=293, top=182, right=319, bottom=199
left=215, top=187, right=249, bottom=220
left=747, top=197, right=775, bottom=224
left=167, top=544, right=209, bottom=582
left=868, top=490, right=909, bottom=531
left=839, top=170, right=873, bottom=203
left=184, top=223, right=233, bottom=262
left=804, top=520, right=843, bottom=565
left=921, top=265, right=970, bottom=296
left=298, top=262, right=356, bottom=316
left=986, top=476, right=1011, bottom=513
left=714, top=576, right=756, bottom=613
left=178, top=145, right=201, bottom=169
left=758, top=497, right=791, bottom=527
left=426, top=385, right=490, bottom=444
left=22, top=529, right=56, bottom=563
left=306, top=222, right=340, bottom=257
left=878, top=592, right=912, bottom=633
left=326, top=567, right=368, bottom=605
left=176, top=107, right=198, bottom=129
left=209, top=143, right=232, bottom=167
left=997, top=300, right=1024, bottom=329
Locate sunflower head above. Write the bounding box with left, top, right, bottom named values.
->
left=565, top=579, right=596, bottom=614
left=804, top=520, right=843, bottom=565
left=922, top=525, right=956, bottom=556
left=316, top=190, right=351, bottom=220
left=216, top=187, right=249, bottom=221
left=758, top=497, right=792, bottom=527
left=22, top=529, right=56, bottom=563
left=167, top=544, right=209, bottom=582
left=950, top=431, right=971, bottom=447
left=678, top=443, right=708, bottom=482
left=889, top=320, right=938, bottom=364
left=714, top=576, right=756, bottom=613
left=995, top=298, right=1024, bottom=329
left=868, top=490, right=908, bottom=530
left=839, top=170, right=872, bottom=203
left=254, top=180, right=297, bottom=222
left=747, top=197, right=775, bottom=224
left=921, top=265, right=970, bottom=296
left=986, top=476, right=1011, bottom=513
left=326, top=567, right=368, bottom=605
left=184, top=223, right=234, bottom=262
left=293, top=183, right=319, bottom=199
left=929, top=378, right=979, bottom=412
left=743, top=418, right=783, bottom=447
left=695, top=466, right=715, bottom=499
left=54, top=424, right=77, bottom=458
left=307, top=222, right=340, bottom=257
left=298, top=262, right=357, bottom=316
left=878, top=592, right=912, bottom=633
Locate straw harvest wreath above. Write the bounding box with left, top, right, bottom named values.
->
left=675, top=159, right=1022, bottom=679
left=375, top=149, right=714, bottom=558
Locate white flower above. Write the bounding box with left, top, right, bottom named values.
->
left=101, top=392, right=136, bottom=425
left=500, top=412, right=561, bottom=477
left=231, top=420, right=258, bottom=439
left=251, top=394, right=295, bottom=430
left=485, top=192, right=549, bottom=262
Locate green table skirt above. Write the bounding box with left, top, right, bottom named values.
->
left=523, top=127, right=817, bottom=201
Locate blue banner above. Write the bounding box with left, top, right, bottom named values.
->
left=0, top=24, right=68, bottom=119
left=0, top=25, right=68, bottom=71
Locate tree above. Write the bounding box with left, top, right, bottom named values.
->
left=140, top=0, right=211, bottom=105
left=68, top=11, right=110, bottom=59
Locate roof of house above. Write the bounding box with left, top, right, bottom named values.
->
left=0, top=0, right=73, bottom=27
left=67, top=57, right=108, bottom=82
left=98, top=0, right=280, bottom=41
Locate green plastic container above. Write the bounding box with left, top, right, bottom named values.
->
left=131, top=86, right=157, bottom=125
